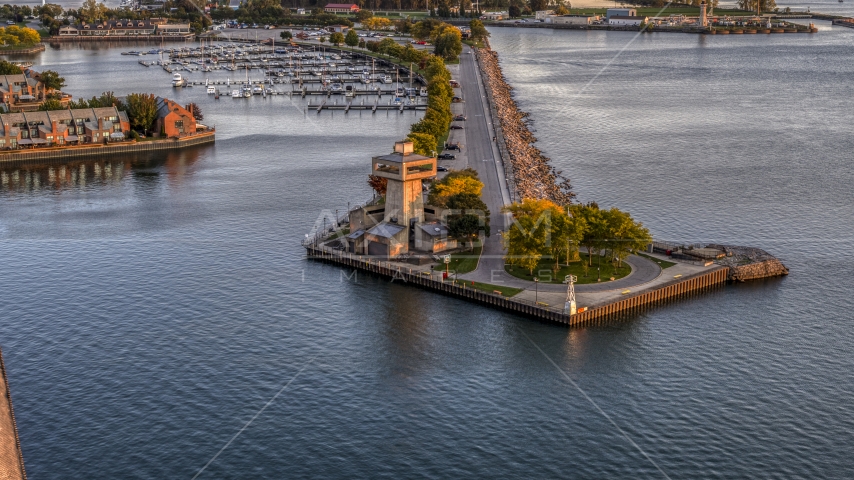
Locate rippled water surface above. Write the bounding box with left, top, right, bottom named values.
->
left=0, top=30, right=853, bottom=478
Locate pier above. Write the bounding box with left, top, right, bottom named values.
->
left=305, top=244, right=729, bottom=326
left=302, top=42, right=787, bottom=327
left=0, top=347, right=26, bottom=480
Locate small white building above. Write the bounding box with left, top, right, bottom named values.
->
left=609, top=15, right=647, bottom=26
left=552, top=15, right=597, bottom=25
left=482, top=11, right=506, bottom=21
left=606, top=8, right=637, bottom=19
left=535, top=10, right=553, bottom=20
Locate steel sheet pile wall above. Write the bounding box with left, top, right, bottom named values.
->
left=305, top=246, right=728, bottom=326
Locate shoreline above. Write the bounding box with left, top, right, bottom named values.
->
left=474, top=42, right=573, bottom=204
left=0, top=131, right=215, bottom=167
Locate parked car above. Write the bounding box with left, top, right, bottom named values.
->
left=450, top=80, right=460, bottom=87
left=445, top=142, right=461, bottom=151
left=453, top=115, right=466, bottom=121
left=450, top=125, right=464, bottom=130
left=438, top=153, right=456, bottom=159
left=437, top=166, right=449, bottom=172
left=452, top=96, right=463, bottom=103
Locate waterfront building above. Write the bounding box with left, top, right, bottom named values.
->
left=0, top=70, right=72, bottom=113
left=535, top=10, right=554, bottom=20
left=609, top=15, right=647, bottom=26
left=58, top=20, right=191, bottom=37
left=348, top=141, right=457, bottom=258
left=606, top=8, right=637, bottom=19
left=153, top=97, right=197, bottom=138
left=0, top=107, right=129, bottom=148
left=481, top=12, right=506, bottom=21
left=324, top=3, right=360, bottom=13
left=552, top=15, right=597, bottom=25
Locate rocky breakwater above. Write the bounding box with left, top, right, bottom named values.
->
left=475, top=47, right=574, bottom=204
left=709, top=245, right=790, bottom=282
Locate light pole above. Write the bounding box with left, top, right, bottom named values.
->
left=533, top=277, right=539, bottom=304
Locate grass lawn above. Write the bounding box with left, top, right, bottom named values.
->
left=505, top=252, right=633, bottom=285
left=438, top=244, right=482, bottom=274
left=636, top=252, right=676, bottom=269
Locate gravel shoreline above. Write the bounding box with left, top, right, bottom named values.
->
left=476, top=45, right=575, bottom=205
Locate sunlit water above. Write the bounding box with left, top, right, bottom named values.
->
left=0, top=31, right=852, bottom=478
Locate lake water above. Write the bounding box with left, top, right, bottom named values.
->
left=1, top=30, right=853, bottom=478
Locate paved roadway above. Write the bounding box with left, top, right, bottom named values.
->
left=454, top=45, right=662, bottom=293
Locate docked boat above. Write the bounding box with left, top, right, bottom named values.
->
left=380, top=75, right=392, bottom=84
left=171, top=73, right=186, bottom=87
left=330, top=83, right=343, bottom=92
left=207, top=85, right=216, bottom=94
left=231, top=89, right=241, bottom=98
left=252, top=84, right=263, bottom=95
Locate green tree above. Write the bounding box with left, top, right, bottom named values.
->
left=79, top=0, right=107, bottom=23
left=529, top=0, right=548, bottom=13
left=406, top=132, right=438, bottom=156
left=469, top=19, right=489, bottom=42
left=0, top=60, right=21, bottom=75
left=356, top=9, right=373, bottom=22
left=279, top=30, right=292, bottom=41
left=601, top=208, right=652, bottom=269
left=503, top=199, right=552, bottom=275
left=433, top=25, right=462, bottom=60
left=427, top=168, right=483, bottom=206
left=737, top=0, right=775, bottom=12
left=570, top=202, right=606, bottom=267
left=554, top=4, right=569, bottom=15
left=38, top=99, right=64, bottom=111
left=509, top=5, right=522, bottom=17
left=329, top=31, right=344, bottom=45
left=39, top=70, right=65, bottom=91
left=447, top=192, right=490, bottom=245
left=318, top=35, right=326, bottom=43
left=126, top=93, right=157, bottom=135
left=344, top=28, right=358, bottom=47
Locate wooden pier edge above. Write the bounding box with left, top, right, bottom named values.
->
left=304, top=246, right=729, bottom=327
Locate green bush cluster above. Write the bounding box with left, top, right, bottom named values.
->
left=407, top=55, right=454, bottom=155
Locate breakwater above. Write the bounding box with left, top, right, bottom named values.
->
left=0, top=131, right=214, bottom=166
left=0, top=347, right=26, bottom=480
left=475, top=44, right=574, bottom=204
left=305, top=243, right=729, bottom=326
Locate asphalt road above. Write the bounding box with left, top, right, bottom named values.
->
left=455, top=46, right=662, bottom=293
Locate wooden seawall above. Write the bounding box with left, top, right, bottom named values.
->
left=0, top=132, right=215, bottom=166
left=305, top=245, right=728, bottom=327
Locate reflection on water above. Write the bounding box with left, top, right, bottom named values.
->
left=0, top=146, right=207, bottom=194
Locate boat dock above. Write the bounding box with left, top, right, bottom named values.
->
left=307, top=100, right=427, bottom=112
